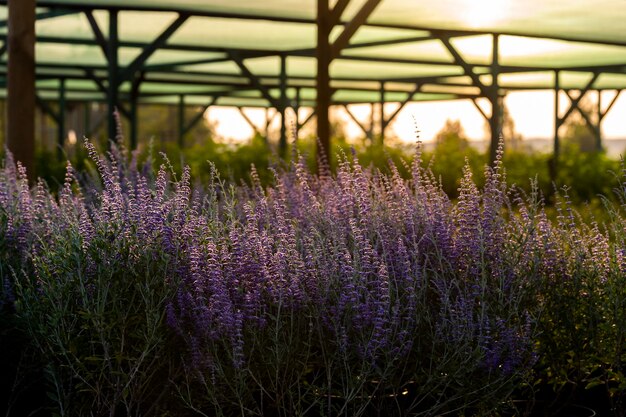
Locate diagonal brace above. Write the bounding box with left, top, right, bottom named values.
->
left=343, top=104, right=369, bottom=136
left=120, top=13, right=189, bottom=82
left=82, top=68, right=130, bottom=118
left=183, top=96, right=219, bottom=136
left=438, top=35, right=489, bottom=96
left=330, top=0, right=351, bottom=26
left=557, top=73, right=599, bottom=128
left=384, top=84, right=421, bottom=130
left=330, top=0, right=381, bottom=59
left=84, top=10, right=108, bottom=60
left=600, top=89, right=622, bottom=121
left=237, top=107, right=263, bottom=137
left=231, top=52, right=282, bottom=108
left=35, top=96, right=60, bottom=124
left=471, top=98, right=490, bottom=123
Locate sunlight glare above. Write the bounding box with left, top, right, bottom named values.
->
left=460, top=0, right=510, bottom=28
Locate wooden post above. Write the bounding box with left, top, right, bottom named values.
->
left=7, top=0, right=36, bottom=178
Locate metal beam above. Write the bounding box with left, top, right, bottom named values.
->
left=7, top=32, right=626, bottom=76
left=119, top=13, right=189, bottom=82
left=330, top=0, right=382, bottom=59
left=6, top=0, right=626, bottom=48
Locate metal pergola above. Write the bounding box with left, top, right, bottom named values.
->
left=2, top=0, right=625, bottom=176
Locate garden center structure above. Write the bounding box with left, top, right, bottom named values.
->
left=2, top=0, right=626, bottom=175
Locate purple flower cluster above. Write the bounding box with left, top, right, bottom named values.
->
left=2, top=139, right=624, bottom=415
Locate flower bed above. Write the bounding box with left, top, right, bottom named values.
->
left=1, top=141, right=625, bottom=416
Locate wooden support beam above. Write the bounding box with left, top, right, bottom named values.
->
left=379, top=82, right=386, bottom=142
left=330, top=0, right=381, bottom=59
left=553, top=70, right=560, bottom=177
left=7, top=0, right=36, bottom=178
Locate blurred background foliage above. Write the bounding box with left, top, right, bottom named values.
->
left=2, top=101, right=623, bottom=208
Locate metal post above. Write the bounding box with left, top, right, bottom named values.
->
left=316, top=0, right=331, bottom=166
left=489, top=34, right=501, bottom=164
left=552, top=70, right=560, bottom=182
left=84, top=101, right=91, bottom=138
left=130, top=98, right=138, bottom=149
left=294, top=87, right=301, bottom=137
left=279, top=53, right=288, bottom=156
left=369, top=102, right=374, bottom=141
left=379, top=82, right=385, bottom=144
left=108, top=9, right=119, bottom=144
left=178, top=94, right=185, bottom=148
left=57, top=77, right=66, bottom=160
left=596, top=90, right=602, bottom=151
left=7, top=0, right=36, bottom=178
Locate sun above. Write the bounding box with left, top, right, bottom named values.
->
left=459, top=0, right=511, bottom=29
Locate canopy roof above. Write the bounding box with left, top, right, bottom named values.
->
left=0, top=0, right=625, bottom=108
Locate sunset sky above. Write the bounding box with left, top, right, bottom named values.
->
left=207, top=90, right=626, bottom=144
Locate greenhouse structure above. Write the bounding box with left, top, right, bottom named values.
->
left=2, top=0, right=625, bottom=174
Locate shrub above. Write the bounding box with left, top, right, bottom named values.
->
left=2, top=139, right=625, bottom=416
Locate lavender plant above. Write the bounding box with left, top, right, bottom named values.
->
left=2, top=136, right=625, bottom=416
